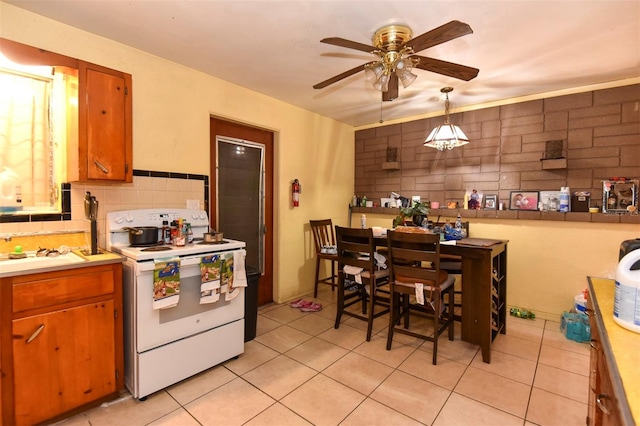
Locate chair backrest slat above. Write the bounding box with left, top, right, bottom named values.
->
left=310, top=219, right=336, bottom=253
left=335, top=226, right=376, bottom=272
left=387, top=230, right=443, bottom=283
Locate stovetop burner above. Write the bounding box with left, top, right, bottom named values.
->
left=140, top=246, right=173, bottom=252
left=197, top=240, right=229, bottom=245
left=130, top=242, right=164, bottom=248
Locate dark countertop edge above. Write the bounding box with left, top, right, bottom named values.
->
left=587, top=276, right=636, bottom=426
left=0, top=252, right=124, bottom=279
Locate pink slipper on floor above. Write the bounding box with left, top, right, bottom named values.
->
left=300, top=302, right=323, bottom=312
left=290, top=298, right=308, bottom=308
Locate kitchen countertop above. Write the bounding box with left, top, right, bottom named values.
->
left=0, top=249, right=123, bottom=278
left=588, top=276, right=640, bottom=424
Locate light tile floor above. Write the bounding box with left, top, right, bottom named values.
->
left=58, top=288, right=590, bottom=426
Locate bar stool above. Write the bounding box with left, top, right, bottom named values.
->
left=386, top=228, right=455, bottom=365
left=335, top=226, right=390, bottom=341
left=310, top=219, right=338, bottom=297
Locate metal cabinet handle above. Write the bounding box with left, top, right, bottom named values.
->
left=94, top=159, right=109, bottom=174
left=590, top=339, right=599, bottom=350
left=26, top=324, right=45, bottom=343
left=596, top=393, right=611, bottom=415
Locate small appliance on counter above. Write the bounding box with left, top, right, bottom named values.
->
left=613, top=239, right=640, bottom=334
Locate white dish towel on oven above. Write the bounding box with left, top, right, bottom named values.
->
left=200, top=254, right=222, bottom=304
left=225, top=249, right=248, bottom=301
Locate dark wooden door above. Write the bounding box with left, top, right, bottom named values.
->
left=210, top=118, right=274, bottom=305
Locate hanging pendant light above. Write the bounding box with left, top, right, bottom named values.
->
left=424, top=87, right=469, bottom=151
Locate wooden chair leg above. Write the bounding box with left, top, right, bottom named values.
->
left=335, top=274, right=344, bottom=329
left=330, top=260, right=336, bottom=291
left=432, top=290, right=440, bottom=365
left=386, top=289, right=397, bottom=350
left=448, top=286, right=455, bottom=341
left=366, top=282, right=375, bottom=341
left=313, top=256, right=321, bottom=298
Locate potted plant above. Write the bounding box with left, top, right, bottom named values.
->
left=393, top=200, right=430, bottom=227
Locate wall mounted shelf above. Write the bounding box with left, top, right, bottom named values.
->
left=350, top=206, right=640, bottom=224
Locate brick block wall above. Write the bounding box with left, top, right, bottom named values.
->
left=355, top=84, right=640, bottom=209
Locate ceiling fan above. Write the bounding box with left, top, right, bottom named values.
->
left=313, top=20, right=479, bottom=101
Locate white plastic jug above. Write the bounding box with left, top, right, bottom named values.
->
left=613, top=249, right=640, bottom=334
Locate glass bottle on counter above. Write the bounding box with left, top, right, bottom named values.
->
left=186, top=223, right=193, bottom=244
left=162, top=221, right=171, bottom=244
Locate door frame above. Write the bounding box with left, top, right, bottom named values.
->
left=209, top=117, right=274, bottom=306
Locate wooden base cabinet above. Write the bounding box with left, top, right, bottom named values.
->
left=1, top=264, right=123, bottom=425
left=587, top=307, right=623, bottom=426
left=586, top=277, right=634, bottom=426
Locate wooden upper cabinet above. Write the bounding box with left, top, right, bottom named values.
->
left=74, top=61, right=133, bottom=182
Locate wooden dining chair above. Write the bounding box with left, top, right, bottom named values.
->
left=309, top=219, right=339, bottom=297
left=386, top=229, right=455, bottom=364
left=435, top=221, right=469, bottom=322
left=335, top=226, right=390, bottom=341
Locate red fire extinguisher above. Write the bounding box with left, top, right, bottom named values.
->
left=292, top=179, right=301, bottom=207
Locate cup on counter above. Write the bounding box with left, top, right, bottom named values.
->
left=589, top=207, right=599, bottom=213
left=430, top=201, right=440, bottom=209
left=366, top=201, right=373, bottom=207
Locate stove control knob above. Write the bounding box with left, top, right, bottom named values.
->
left=200, top=212, right=206, bottom=220
left=191, top=212, right=198, bottom=220
left=126, top=214, right=134, bottom=223
left=114, top=215, right=124, bottom=224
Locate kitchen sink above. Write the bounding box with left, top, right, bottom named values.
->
left=0, top=252, right=87, bottom=275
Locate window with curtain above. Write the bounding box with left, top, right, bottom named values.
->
left=0, top=66, right=63, bottom=212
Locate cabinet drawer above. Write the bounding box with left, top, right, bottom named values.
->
left=12, top=266, right=115, bottom=313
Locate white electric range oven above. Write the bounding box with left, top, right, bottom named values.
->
left=106, top=208, right=246, bottom=399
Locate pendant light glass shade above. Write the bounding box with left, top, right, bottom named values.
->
left=424, top=87, right=469, bottom=151
left=424, top=124, right=469, bottom=150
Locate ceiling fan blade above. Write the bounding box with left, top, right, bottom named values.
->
left=321, top=37, right=377, bottom=53
left=404, top=20, right=473, bottom=53
left=382, top=73, right=399, bottom=101
left=313, top=62, right=375, bottom=89
left=412, top=56, right=479, bottom=81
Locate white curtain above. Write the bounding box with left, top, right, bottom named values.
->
left=0, top=71, right=51, bottom=207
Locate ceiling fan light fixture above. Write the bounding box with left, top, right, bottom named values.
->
left=364, top=62, right=385, bottom=83
left=397, top=68, right=417, bottom=88
left=373, top=73, right=390, bottom=92
left=424, top=87, right=470, bottom=151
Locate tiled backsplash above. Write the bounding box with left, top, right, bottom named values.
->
left=0, top=173, right=206, bottom=251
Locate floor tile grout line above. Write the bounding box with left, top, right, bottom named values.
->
left=522, top=318, right=547, bottom=424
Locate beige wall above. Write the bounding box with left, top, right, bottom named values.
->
left=0, top=2, right=355, bottom=303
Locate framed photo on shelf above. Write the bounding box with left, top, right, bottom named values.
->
left=509, top=191, right=539, bottom=210
left=483, top=194, right=498, bottom=210
left=539, top=191, right=562, bottom=211
left=602, top=180, right=639, bottom=213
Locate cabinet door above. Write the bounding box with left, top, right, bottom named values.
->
left=12, top=301, right=116, bottom=425
left=78, top=61, right=132, bottom=182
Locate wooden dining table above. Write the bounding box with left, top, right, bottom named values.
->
left=375, top=234, right=509, bottom=363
